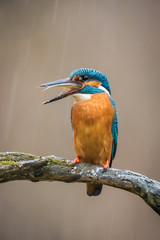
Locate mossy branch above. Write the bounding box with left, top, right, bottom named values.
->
left=0, top=152, right=160, bottom=215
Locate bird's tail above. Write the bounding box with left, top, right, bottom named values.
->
left=86, top=183, right=103, bottom=196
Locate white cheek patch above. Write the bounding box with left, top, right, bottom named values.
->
left=98, top=85, right=110, bottom=96
left=73, top=93, right=91, bottom=102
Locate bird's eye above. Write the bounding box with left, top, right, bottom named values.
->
left=83, top=75, right=89, bottom=81
left=77, top=75, right=89, bottom=82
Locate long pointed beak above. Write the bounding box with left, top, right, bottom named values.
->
left=40, top=77, right=83, bottom=104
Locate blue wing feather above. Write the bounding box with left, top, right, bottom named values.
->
left=70, top=108, right=73, bottom=130
left=111, top=112, right=118, bottom=160
left=109, top=97, right=118, bottom=166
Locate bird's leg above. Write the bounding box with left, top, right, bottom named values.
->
left=72, top=157, right=80, bottom=164
left=103, top=160, right=109, bottom=169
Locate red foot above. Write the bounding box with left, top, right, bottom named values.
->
left=103, top=160, right=109, bottom=169
left=72, top=157, right=80, bottom=164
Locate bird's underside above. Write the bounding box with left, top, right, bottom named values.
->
left=72, top=92, right=115, bottom=196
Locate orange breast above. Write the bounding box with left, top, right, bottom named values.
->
left=72, top=93, right=115, bottom=166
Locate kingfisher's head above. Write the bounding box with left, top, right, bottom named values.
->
left=40, top=68, right=111, bottom=104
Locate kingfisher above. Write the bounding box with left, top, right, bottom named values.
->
left=40, top=68, right=118, bottom=196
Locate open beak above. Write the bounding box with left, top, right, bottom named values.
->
left=40, top=77, right=83, bottom=104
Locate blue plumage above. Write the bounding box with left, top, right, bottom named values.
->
left=111, top=112, right=118, bottom=163
left=80, top=85, right=104, bottom=94
left=109, top=96, right=118, bottom=163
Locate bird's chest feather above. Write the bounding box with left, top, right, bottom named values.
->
left=72, top=93, right=115, bottom=164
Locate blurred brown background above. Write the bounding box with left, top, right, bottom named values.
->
left=0, top=0, right=160, bottom=239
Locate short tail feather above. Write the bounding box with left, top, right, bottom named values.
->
left=86, top=183, right=103, bottom=196
left=86, top=163, right=112, bottom=196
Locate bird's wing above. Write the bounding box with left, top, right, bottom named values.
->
left=109, top=97, right=118, bottom=166
left=111, top=112, right=118, bottom=161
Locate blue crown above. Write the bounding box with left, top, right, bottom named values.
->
left=70, top=68, right=111, bottom=94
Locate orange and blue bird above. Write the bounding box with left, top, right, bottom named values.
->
left=40, top=68, right=118, bottom=196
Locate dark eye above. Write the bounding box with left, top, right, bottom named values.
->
left=83, top=75, right=89, bottom=81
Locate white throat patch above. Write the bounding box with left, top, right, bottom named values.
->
left=72, top=86, right=110, bottom=102
left=73, top=93, right=91, bottom=102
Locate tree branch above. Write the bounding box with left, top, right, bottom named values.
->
left=0, top=152, right=160, bottom=215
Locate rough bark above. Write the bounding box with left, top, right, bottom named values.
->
left=0, top=152, right=160, bottom=215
